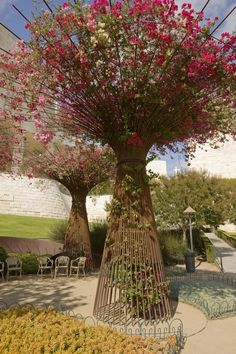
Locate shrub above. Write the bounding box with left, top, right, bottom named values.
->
left=89, top=222, right=107, bottom=267
left=89, top=222, right=107, bottom=254
left=0, top=306, right=177, bottom=353
left=0, top=246, right=8, bottom=262
left=20, top=254, right=39, bottom=274
left=49, top=220, right=67, bottom=242
left=216, top=229, right=236, bottom=249
left=158, top=231, right=188, bottom=265
left=200, top=233, right=216, bottom=262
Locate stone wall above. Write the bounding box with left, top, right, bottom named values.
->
left=0, top=173, right=112, bottom=221
left=0, top=174, right=69, bottom=219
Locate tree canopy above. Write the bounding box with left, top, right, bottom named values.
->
left=0, top=0, right=235, bottom=157
left=152, top=170, right=234, bottom=235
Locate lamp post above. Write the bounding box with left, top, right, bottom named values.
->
left=184, top=206, right=196, bottom=253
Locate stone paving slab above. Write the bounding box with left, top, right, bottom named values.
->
left=205, top=232, right=236, bottom=273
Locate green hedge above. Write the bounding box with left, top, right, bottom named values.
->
left=217, top=229, right=236, bottom=249
left=200, top=233, right=216, bottom=262
left=0, top=246, right=8, bottom=262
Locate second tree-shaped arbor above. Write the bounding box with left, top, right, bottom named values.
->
left=1, top=0, right=235, bottom=323
left=25, top=138, right=115, bottom=260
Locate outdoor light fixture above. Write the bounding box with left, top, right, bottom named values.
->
left=184, top=206, right=196, bottom=253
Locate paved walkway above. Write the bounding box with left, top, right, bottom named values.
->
left=205, top=232, right=236, bottom=273
left=1, top=274, right=236, bottom=354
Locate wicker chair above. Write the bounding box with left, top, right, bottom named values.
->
left=37, top=257, right=54, bottom=278
left=0, top=261, right=4, bottom=280
left=54, top=256, right=70, bottom=278
left=70, top=257, right=86, bottom=277
left=6, top=256, right=22, bottom=281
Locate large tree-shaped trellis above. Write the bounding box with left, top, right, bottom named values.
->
left=0, top=0, right=235, bottom=323
left=23, top=136, right=115, bottom=261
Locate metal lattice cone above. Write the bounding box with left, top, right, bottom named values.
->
left=93, top=226, right=173, bottom=325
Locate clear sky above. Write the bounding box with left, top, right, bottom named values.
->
left=0, top=0, right=235, bottom=41
left=0, top=1, right=235, bottom=175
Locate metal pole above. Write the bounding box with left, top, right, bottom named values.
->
left=189, top=217, right=194, bottom=252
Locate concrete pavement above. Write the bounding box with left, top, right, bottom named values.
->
left=205, top=232, right=236, bottom=273
left=1, top=274, right=236, bottom=353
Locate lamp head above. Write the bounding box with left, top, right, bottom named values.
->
left=184, top=206, right=196, bottom=215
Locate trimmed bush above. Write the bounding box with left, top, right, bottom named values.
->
left=217, top=229, right=236, bottom=249
left=0, top=246, right=8, bottom=262
left=0, top=306, right=177, bottom=353
left=200, top=233, right=216, bottom=262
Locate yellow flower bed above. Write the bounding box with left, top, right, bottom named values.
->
left=0, top=306, right=177, bottom=354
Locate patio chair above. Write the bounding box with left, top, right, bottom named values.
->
left=6, top=256, right=22, bottom=281
left=0, top=261, right=4, bottom=280
left=70, top=257, right=87, bottom=277
left=54, top=256, right=70, bottom=278
left=37, top=257, right=54, bottom=278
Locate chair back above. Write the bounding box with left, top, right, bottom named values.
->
left=78, top=257, right=86, bottom=266
left=55, top=256, right=70, bottom=266
left=37, top=257, right=50, bottom=266
left=6, top=257, right=20, bottom=267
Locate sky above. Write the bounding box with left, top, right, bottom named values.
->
left=0, top=0, right=235, bottom=175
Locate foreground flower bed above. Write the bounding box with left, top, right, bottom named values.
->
left=0, top=306, right=177, bottom=353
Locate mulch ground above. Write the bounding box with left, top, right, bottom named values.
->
left=0, top=236, right=63, bottom=255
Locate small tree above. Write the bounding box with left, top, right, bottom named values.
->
left=152, top=170, right=232, bottom=237
left=25, top=137, right=115, bottom=259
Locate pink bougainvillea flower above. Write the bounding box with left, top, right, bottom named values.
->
left=127, top=134, right=144, bottom=147
left=129, top=36, right=143, bottom=46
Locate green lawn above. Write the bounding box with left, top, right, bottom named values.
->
left=0, top=214, right=63, bottom=239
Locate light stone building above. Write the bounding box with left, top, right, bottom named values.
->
left=189, top=136, right=236, bottom=178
